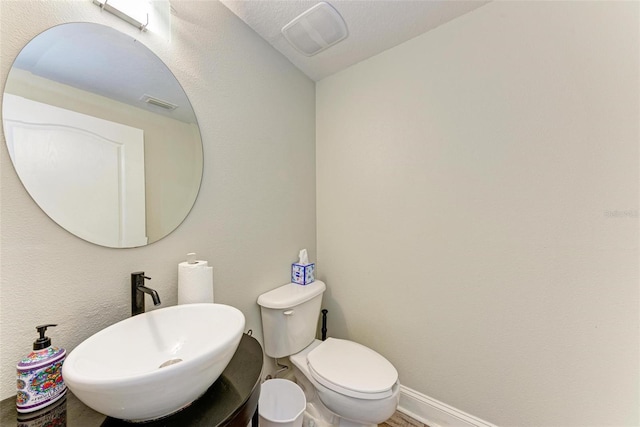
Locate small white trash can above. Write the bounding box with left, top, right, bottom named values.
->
left=259, top=379, right=306, bottom=427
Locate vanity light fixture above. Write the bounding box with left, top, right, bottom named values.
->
left=93, top=0, right=149, bottom=31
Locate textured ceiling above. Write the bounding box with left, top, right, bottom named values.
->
left=220, top=0, right=489, bottom=81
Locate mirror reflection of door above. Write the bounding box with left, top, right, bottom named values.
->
left=4, top=94, right=148, bottom=247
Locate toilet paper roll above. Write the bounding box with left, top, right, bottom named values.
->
left=178, top=260, right=214, bottom=304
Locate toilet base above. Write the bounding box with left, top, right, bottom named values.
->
left=301, top=406, right=376, bottom=427
left=293, top=366, right=338, bottom=427
left=302, top=401, right=337, bottom=427
left=337, top=421, right=375, bottom=427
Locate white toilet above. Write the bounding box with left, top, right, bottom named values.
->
left=257, top=280, right=400, bottom=427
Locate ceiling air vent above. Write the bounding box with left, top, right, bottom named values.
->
left=140, top=94, right=177, bottom=111
left=281, top=2, right=348, bottom=57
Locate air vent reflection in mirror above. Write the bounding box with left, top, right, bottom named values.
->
left=140, top=94, right=178, bottom=110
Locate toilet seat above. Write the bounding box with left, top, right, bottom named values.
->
left=307, top=338, right=398, bottom=400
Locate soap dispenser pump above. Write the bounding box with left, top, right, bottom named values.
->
left=16, top=324, right=67, bottom=413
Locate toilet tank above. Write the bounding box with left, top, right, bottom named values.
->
left=257, top=280, right=326, bottom=358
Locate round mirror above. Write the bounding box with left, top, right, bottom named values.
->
left=2, top=23, right=203, bottom=248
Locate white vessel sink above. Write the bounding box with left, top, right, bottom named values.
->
left=62, top=303, right=245, bottom=421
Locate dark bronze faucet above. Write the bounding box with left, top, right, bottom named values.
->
left=131, top=272, right=161, bottom=316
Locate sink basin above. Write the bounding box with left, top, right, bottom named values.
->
left=62, top=303, right=245, bottom=421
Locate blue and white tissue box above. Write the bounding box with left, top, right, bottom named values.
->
left=292, top=263, right=315, bottom=285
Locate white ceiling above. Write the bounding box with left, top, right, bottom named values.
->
left=220, top=0, right=489, bottom=81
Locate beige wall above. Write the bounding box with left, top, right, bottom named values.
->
left=317, top=1, right=638, bottom=426
left=0, top=0, right=315, bottom=399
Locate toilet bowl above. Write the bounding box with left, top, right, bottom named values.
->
left=257, top=281, right=400, bottom=427
left=290, top=339, right=400, bottom=426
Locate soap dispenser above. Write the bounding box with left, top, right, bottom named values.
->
left=16, top=324, right=67, bottom=413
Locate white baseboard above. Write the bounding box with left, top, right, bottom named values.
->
left=398, top=385, right=497, bottom=427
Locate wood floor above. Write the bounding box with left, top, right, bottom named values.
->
left=379, top=411, right=428, bottom=427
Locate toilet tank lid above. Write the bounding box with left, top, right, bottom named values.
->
left=257, top=280, right=326, bottom=309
